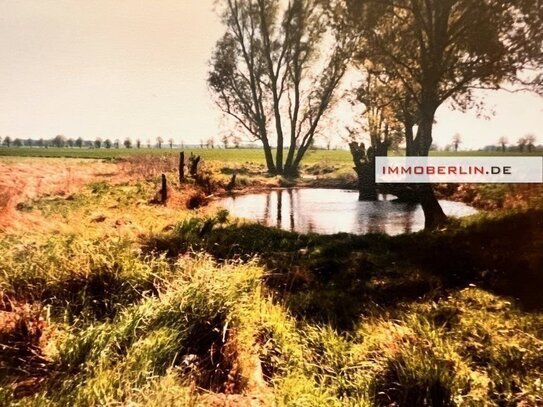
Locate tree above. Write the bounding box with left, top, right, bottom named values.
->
left=124, top=138, right=132, bottom=149
left=51, top=135, right=66, bottom=148
left=94, top=138, right=102, bottom=149
left=334, top=0, right=543, bottom=228
left=206, top=137, right=215, bottom=149
left=13, top=138, right=23, bottom=147
left=525, top=134, right=536, bottom=153
left=322, top=134, right=333, bottom=150
left=452, top=134, right=462, bottom=153
left=114, top=139, right=120, bottom=149
left=209, top=0, right=351, bottom=175
left=156, top=137, right=163, bottom=149
left=3, top=136, right=11, bottom=147
left=232, top=135, right=242, bottom=148
left=37, top=138, right=45, bottom=148
left=104, top=139, right=112, bottom=149
left=168, top=138, right=174, bottom=149
left=498, top=137, right=508, bottom=153
left=66, top=138, right=75, bottom=148
left=136, top=138, right=141, bottom=149
left=221, top=134, right=230, bottom=149
left=75, top=137, right=84, bottom=148
left=26, top=138, right=33, bottom=147
left=147, top=139, right=151, bottom=148
left=517, top=137, right=527, bottom=152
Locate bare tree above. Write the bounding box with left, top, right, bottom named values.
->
left=156, top=137, right=163, bottom=149
left=221, top=134, right=230, bottom=149
left=206, top=137, right=215, bottom=149
left=525, top=134, right=536, bottom=153
left=232, top=135, right=242, bottom=148
left=517, top=137, right=527, bottom=152
left=208, top=0, right=351, bottom=176
left=498, top=137, right=508, bottom=153
left=452, top=134, right=462, bottom=153
left=168, top=138, right=174, bottom=148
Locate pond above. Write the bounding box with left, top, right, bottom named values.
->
left=217, top=188, right=478, bottom=236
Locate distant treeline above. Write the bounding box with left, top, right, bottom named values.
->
left=0, top=135, right=244, bottom=150
left=0, top=134, right=540, bottom=152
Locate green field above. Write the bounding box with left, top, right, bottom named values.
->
left=0, top=147, right=540, bottom=163
left=0, top=147, right=353, bottom=164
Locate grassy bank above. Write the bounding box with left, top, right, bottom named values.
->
left=0, top=157, right=542, bottom=406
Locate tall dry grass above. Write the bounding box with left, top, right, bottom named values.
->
left=0, top=185, right=17, bottom=228
left=118, top=155, right=179, bottom=180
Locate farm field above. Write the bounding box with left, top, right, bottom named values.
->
left=0, top=147, right=541, bottom=162
left=0, top=154, right=542, bottom=406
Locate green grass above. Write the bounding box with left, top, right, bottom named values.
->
left=0, top=147, right=355, bottom=164
left=1, top=158, right=543, bottom=406
left=1, top=146, right=540, bottom=162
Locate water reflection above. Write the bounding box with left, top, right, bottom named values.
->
left=218, top=188, right=478, bottom=236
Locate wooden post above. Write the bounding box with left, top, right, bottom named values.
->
left=226, top=173, right=237, bottom=191
left=161, top=174, right=168, bottom=203
left=189, top=154, right=201, bottom=178
left=179, top=151, right=185, bottom=183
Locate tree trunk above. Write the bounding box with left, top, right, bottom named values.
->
left=284, top=144, right=296, bottom=175
left=413, top=110, right=447, bottom=229
left=262, top=139, right=276, bottom=174
left=179, top=152, right=185, bottom=183
left=418, top=184, right=447, bottom=229
left=276, top=143, right=283, bottom=174
left=405, top=123, right=415, bottom=156
left=349, top=142, right=378, bottom=201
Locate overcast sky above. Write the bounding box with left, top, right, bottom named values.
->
left=1, top=0, right=542, bottom=149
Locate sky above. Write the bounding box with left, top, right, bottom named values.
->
left=1, top=0, right=542, bottom=150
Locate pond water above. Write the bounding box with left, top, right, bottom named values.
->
left=218, top=188, right=478, bottom=236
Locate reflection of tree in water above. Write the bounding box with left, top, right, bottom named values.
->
left=288, top=189, right=295, bottom=232
left=401, top=203, right=418, bottom=234
left=223, top=189, right=475, bottom=235
left=267, top=189, right=297, bottom=231
left=263, top=192, right=271, bottom=224
left=276, top=189, right=283, bottom=228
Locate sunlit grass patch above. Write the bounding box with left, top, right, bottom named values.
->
left=0, top=234, right=173, bottom=323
